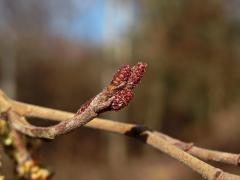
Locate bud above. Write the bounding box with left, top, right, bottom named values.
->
left=127, top=62, right=147, bottom=89
left=112, top=89, right=134, bottom=111
left=78, top=62, right=147, bottom=113
left=111, top=65, right=131, bottom=87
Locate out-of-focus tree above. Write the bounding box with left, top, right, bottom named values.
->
left=131, top=0, right=240, bottom=142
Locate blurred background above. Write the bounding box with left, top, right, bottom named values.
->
left=0, top=0, right=240, bottom=179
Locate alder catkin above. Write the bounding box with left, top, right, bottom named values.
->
left=111, top=65, right=131, bottom=87
left=111, top=62, right=147, bottom=111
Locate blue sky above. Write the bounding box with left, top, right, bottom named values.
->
left=51, top=0, right=138, bottom=45
left=67, top=0, right=106, bottom=43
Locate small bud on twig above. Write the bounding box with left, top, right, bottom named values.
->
left=112, top=89, right=134, bottom=111
left=110, top=62, right=147, bottom=111
left=8, top=62, right=147, bottom=139
left=111, top=65, right=131, bottom=87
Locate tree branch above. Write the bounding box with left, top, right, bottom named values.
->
left=0, top=62, right=240, bottom=179
left=7, top=62, right=147, bottom=139
left=7, top=99, right=240, bottom=167
left=154, top=132, right=240, bottom=166
left=0, top=113, right=50, bottom=179
left=10, top=129, right=50, bottom=179
left=0, top=91, right=240, bottom=179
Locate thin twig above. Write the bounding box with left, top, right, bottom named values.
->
left=9, top=129, right=51, bottom=179
left=0, top=62, right=239, bottom=179
left=7, top=63, right=147, bottom=139
left=0, top=112, right=50, bottom=179
left=0, top=92, right=240, bottom=179
left=8, top=96, right=112, bottom=139
left=8, top=99, right=240, bottom=167
left=154, top=132, right=240, bottom=166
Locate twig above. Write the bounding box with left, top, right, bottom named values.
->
left=154, top=132, right=240, bottom=166
left=0, top=92, right=240, bottom=179
left=9, top=129, right=50, bottom=179
left=0, top=113, right=50, bottom=179
left=0, top=62, right=240, bottom=179
left=8, top=100, right=240, bottom=167
left=7, top=63, right=147, bottom=139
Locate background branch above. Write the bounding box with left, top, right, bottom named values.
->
left=10, top=130, right=50, bottom=179
left=0, top=113, right=50, bottom=179
left=8, top=98, right=240, bottom=167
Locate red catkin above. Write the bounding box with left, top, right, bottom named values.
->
left=111, top=65, right=131, bottom=87
left=112, top=89, right=134, bottom=111
left=77, top=62, right=147, bottom=114
left=111, top=62, right=147, bottom=111
left=127, top=62, right=147, bottom=89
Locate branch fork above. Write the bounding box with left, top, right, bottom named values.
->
left=0, top=62, right=240, bottom=179
left=8, top=62, right=147, bottom=139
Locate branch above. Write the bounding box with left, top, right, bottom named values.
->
left=0, top=62, right=240, bottom=179
left=8, top=63, right=147, bottom=139
left=155, top=132, right=240, bottom=166
left=7, top=99, right=240, bottom=167
left=0, top=92, right=240, bottom=179
left=10, top=130, right=50, bottom=179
